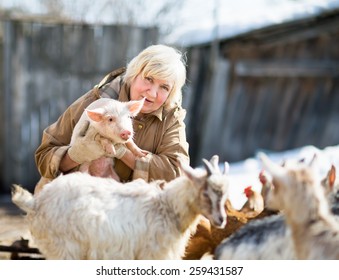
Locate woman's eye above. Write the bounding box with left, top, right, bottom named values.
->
left=145, top=77, right=153, bottom=82
left=161, top=85, right=170, bottom=92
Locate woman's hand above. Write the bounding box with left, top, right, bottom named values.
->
left=68, top=121, right=107, bottom=164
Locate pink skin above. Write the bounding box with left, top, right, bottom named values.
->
left=120, top=130, right=131, bottom=141
left=130, top=74, right=173, bottom=114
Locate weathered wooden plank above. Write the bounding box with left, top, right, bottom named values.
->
left=2, top=20, right=14, bottom=190
left=196, top=58, right=230, bottom=162
left=235, top=61, right=339, bottom=77
left=272, top=77, right=299, bottom=150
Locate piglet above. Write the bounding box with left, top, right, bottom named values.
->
left=71, top=97, right=145, bottom=180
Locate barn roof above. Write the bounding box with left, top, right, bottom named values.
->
left=169, top=1, right=339, bottom=47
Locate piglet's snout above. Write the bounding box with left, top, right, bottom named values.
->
left=120, top=130, right=131, bottom=141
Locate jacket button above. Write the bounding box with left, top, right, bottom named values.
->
left=138, top=124, right=143, bottom=129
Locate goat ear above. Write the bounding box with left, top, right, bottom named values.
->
left=328, top=165, right=336, bottom=189
left=258, top=152, right=286, bottom=179
left=178, top=158, right=196, bottom=181
left=177, top=157, right=196, bottom=180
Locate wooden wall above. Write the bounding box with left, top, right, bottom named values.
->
left=0, top=19, right=158, bottom=193
left=183, top=9, right=339, bottom=166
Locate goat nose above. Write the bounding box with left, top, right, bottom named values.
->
left=120, top=130, right=131, bottom=140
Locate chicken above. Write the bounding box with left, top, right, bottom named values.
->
left=240, top=186, right=264, bottom=217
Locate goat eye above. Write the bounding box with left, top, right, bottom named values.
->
left=215, top=190, right=222, bottom=196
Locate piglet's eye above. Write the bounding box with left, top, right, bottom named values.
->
left=108, top=117, right=115, bottom=122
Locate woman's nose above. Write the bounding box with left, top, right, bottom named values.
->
left=146, top=85, right=157, bottom=98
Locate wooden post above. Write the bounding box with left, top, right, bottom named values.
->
left=3, top=20, right=13, bottom=192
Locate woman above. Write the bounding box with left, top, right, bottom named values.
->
left=34, top=45, right=211, bottom=260
left=35, top=44, right=190, bottom=191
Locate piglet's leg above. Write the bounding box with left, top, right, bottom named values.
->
left=126, top=140, right=148, bottom=157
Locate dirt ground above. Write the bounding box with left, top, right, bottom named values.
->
left=0, top=195, right=38, bottom=260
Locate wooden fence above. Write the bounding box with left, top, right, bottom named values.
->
left=0, top=19, right=158, bottom=193
left=183, top=8, right=339, bottom=166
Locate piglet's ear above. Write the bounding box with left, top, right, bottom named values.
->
left=127, top=98, right=145, bottom=117
left=86, top=108, right=105, bottom=122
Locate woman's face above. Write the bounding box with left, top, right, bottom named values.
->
left=130, top=74, right=173, bottom=114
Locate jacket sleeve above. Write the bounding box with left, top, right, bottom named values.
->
left=35, top=90, right=97, bottom=179
left=133, top=107, right=190, bottom=182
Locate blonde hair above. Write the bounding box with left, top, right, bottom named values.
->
left=123, top=44, right=186, bottom=109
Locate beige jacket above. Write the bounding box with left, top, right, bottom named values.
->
left=35, top=68, right=190, bottom=183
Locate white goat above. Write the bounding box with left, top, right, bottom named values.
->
left=12, top=156, right=229, bottom=260
left=215, top=158, right=339, bottom=260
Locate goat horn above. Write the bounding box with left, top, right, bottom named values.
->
left=202, top=158, right=214, bottom=176
left=210, top=155, right=220, bottom=170
left=224, top=162, right=230, bottom=175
